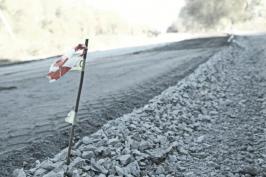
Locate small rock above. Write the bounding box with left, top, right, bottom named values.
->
left=139, top=141, right=151, bottom=151
left=91, top=159, right=108, bottom=174
left=73, top=169, right=81, bottom=177
left=33, top=168, right=47, bottom=176
left=115, top=161, right=140, bottom=177
left=81, top=165, right=91, bottom=171
left=13, top=168, right=26, bottom=177
left=73, top=150, right=82, bottom=157
left=95, top=146, right=106, bottom=156
left=158, top=174, right=166, bottom=177
left=177, top=147, right=189, bottom=155
left=155, top=166, right=165, bottom=175
left=22, top=161, right=28, bottom=167
left=115, top=166, right=127, bottom=176
left=70, top=157, right=85, bottom=169
left=82, top=137, right=91, bottom=145
left=82, top=151, right=95, bottom=159
left=43, top=171, right=64, bottom=177
left=117, top=154, right=132, bottom=166
left=35, top=160, right=41, bottom=168
left=98, top=174, right=106, bottom=177
left=184, top=171, right=195, bottom=177
left=52, top=149, right=68, bottom=162
left=168, top=155, right=177, bottom=163
left=261, top=168, right=266, bottom=177
left=196, top=135, right=205, bottom=143
left=247, top=146, right=254, bottom=153
left=52, top=161, right=66, bottom=172
left=41, top=159, right=55, bottom=171
left=126, top=161, right=141, bottom=177
left=129, top=139, right=139, bottom=150
left=239, top=166, right=258, bottom=176
left=121, top=147, right=131, bottom=155
left=108, top=138, right=120, bottom=145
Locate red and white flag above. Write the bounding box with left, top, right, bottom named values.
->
left=48, top=44, right=87, bottom=82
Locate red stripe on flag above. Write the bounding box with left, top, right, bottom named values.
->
left=48, top=66, right=71, bottom=81
left=48, top=56, right=70, bottom=81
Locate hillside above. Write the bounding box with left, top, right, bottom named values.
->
left=0, top=0, right=153, bottom=60
left=167, top=0, right=266, bottom=33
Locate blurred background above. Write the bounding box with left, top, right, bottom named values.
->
left=0, top=0, right=265, bottom=61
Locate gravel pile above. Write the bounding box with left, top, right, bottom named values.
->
left=14, top=36, right=266, bottom=177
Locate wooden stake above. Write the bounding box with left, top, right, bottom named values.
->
left=66, top=39, right=89, bottom=165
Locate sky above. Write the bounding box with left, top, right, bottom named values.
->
left=86, top=0, right=185, bottom=32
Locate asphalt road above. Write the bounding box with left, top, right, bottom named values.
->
left=0, top=36, right=228, bottom=175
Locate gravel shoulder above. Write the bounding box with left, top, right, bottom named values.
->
left=13, top=35, right=266, bottom=177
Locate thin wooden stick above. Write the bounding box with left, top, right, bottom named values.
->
left=66, top=39, right=89, bottom=165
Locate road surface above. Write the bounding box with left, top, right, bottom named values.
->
left=0, top=36, right=228, bottom=176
